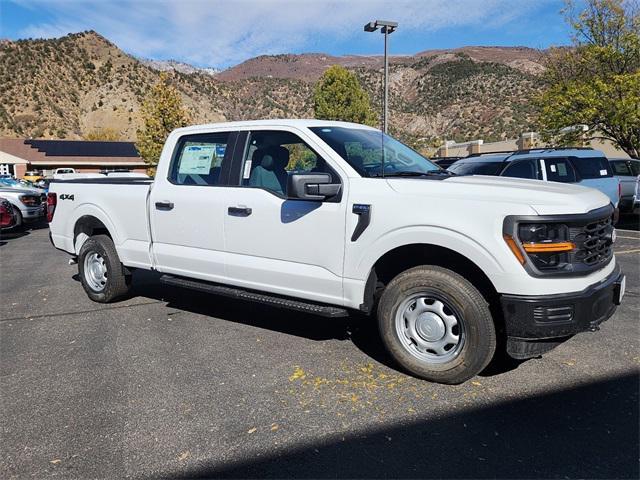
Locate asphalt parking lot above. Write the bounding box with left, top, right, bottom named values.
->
left=1, top=224, right=639, bottom=479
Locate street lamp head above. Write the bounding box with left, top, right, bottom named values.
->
left=364, top=21, right=378, bottom=32
left=364, top=20, right=398, bottom=33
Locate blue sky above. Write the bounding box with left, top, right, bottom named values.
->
left=1, top=0, right=575, bottom=69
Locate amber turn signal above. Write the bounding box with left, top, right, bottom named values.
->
left=503, top=234, right=526, bottom=265
left=522, top=242, right=576, bottom=253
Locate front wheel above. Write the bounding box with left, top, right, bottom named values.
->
left=377, top=266, right=496, bottom=384
left=78, top=234, right=131, bottom=303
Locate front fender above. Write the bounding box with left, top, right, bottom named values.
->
left=348, top=225, right=507, bottom=282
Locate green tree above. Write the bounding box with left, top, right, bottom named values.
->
left=537, top=0, right=640, bottom=157
left=313, top=65, right=377, bottom=126
left=136, top=73, right=189, bottom=174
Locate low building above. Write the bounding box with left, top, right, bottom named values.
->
left=0, top=138, right=148, bottom=177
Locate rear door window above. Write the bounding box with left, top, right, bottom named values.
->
left=169, top=132, right=231, bottom=186
left=543, top=158, right=577, bottom=183
left=501, top=159, right=540, bottom=179
left=570, top=156, right=612, bottom=179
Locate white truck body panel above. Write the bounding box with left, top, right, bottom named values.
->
left=49, top=119, right=616, bottom=310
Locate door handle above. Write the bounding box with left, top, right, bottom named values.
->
left=155, top=201, right=174, bottom=211
left=228, top=206, right=252, bottom=217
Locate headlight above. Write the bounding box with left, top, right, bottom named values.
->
left=19, top=195, right=40, bottom=207
left=504, top=222, right=576, bottom=272
left=510, top=223, right=575, bottom=272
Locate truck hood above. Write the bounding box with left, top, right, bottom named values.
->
left=386, top=175, right=611, bottom=215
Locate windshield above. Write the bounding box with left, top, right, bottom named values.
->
left=310, top=127, right=440, bottom=177
left=447, top=161, right=504, bottom=176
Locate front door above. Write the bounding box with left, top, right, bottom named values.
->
left=222, top=128, right=348, bottom=305
left=149, top=130, right=236, bottom=282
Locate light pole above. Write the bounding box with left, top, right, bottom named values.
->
left=364, top=20, right=398, bottom=133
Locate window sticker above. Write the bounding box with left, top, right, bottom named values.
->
left=179, top=145, right=215, bottom=174
left=557, top=163, right=567, bottom=175
left=599, top=169, right=607, bottom=176
left=243, top=160, right=252, bottom=179
left=550, top=164, right=557, bottom=172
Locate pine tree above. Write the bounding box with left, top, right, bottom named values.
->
left=136, top=73, right=189, bottom=174
left=313, top=65, right=377, bottom=126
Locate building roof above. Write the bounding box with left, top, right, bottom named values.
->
left=25, top=139, right=139, bottom=157
left=0, top=138, right=145, bottom=166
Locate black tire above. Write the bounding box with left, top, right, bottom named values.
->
left=377, top=265, right=496, bottom=384
left=78, top=234, right=131, bottom=303
left=12, top=207, right=24, bottom=230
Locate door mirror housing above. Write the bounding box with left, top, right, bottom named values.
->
left=287, top=173, right=341, bottom=201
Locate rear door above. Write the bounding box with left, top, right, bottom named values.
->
left=149, top=130, right=238, bottom=282
left=221, top=127, right=348, bottom=305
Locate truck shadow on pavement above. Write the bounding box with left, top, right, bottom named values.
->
left=128, top=270, right=523, bottom=378
left=166, top=372, right=639, bottom=479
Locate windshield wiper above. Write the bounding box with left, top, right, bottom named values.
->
left=372, top=170, right=455, bottom=178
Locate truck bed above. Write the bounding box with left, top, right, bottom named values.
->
left=49, top=178, right=155, bottom=269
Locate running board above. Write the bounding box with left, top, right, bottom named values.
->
left=159, top=274, right=349, bottom=318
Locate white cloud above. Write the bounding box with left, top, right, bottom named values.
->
left=10, top=0, right=556, bottom=67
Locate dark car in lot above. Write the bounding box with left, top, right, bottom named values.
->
left=431, top=156, right=463, bottom=169
left=609, top=158, right=639, bottom=213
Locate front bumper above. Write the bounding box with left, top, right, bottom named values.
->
left=501, top=264, right=624, bottom=359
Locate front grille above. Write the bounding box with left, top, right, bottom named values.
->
left=570, top=216, right=613, bottom=269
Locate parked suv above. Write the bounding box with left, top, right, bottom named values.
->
left=0, top=188, right=45, bottom=227
left=448, top=148, right=620, bottom=212
left=609, top=158, right=639, bottom=213
left=47, top=120, right=625, bottom=384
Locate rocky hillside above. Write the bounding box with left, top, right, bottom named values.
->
left=0, top=31, right=544, bottom=146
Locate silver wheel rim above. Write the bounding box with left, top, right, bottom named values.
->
left=394, top=293, right=465, bottom=364
left=84, top=252, right=108, bottom=292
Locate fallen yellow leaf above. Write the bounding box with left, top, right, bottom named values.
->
left=177, top=451, right=190, bottom=461
left=247, top=427, right=257, bottom=434
left=50, top=459, right=61, bottom=465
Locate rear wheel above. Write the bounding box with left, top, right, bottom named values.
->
left=377, top=265, right=496, bottom=384
left=78, top=234, right=130, bottom=302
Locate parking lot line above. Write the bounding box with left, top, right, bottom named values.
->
left=615, top=248, right=640, bottom=255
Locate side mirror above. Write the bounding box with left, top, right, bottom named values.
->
left=287, top=173, right=341, bottom=201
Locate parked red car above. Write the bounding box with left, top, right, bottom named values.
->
left=0, top=197, right=17, bottom=230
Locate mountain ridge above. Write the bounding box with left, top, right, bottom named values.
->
left=0, top=31, right=544, bottom=147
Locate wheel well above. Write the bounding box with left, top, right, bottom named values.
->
left=74, top=215, right=112, bottom=246
left=366, top=244, right=500, bottom=318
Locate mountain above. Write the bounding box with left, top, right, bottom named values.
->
left=0, top=31, right=545, bottom=146
left=141, top=58, right=219, bottom=76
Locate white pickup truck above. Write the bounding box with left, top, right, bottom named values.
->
left=47, top=120, right=625, bottom=384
